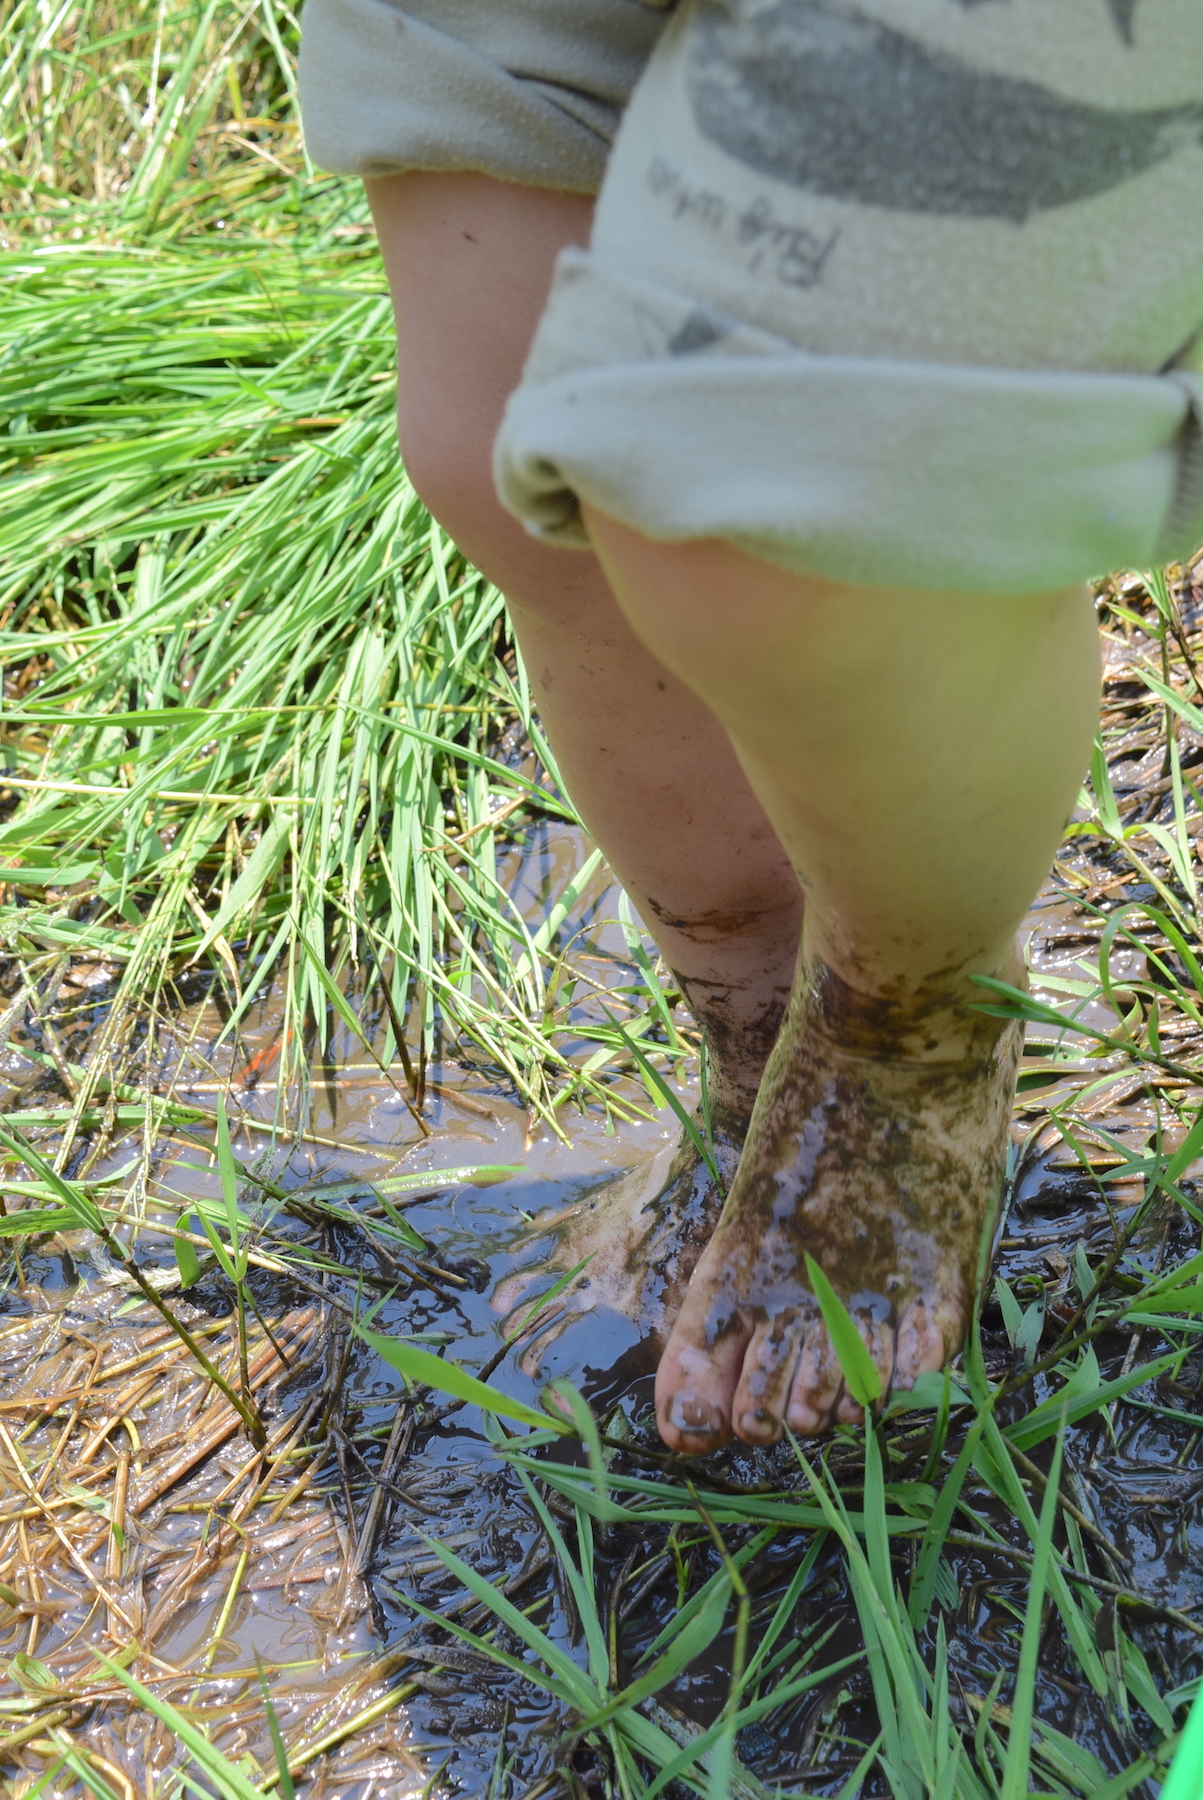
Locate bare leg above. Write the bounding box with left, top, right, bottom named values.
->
left=364, top=173, right=803, bottom=1114
left=583, top=509, right=1100, bottom=1447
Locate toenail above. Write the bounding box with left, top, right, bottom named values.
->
left=740, top=1408, right=776, bottom=1439
left=668, top=1394, right=722, bottom=1434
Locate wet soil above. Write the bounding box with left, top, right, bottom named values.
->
left=0, top=792, right=1201, bottom=1795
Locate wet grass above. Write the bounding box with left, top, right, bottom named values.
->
left=4, top=2, right=1203, bottom=1794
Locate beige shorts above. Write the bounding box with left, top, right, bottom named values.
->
left=297, top=0, right=673, bottom=194
left=300, top=0, right=1203, bottom=592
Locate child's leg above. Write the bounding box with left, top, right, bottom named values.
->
left=366, top=173, right=805, bottom=1113
left=490, top=0, right=1199, bottom=1436
left=584, top=513, right=1100, bottom=1445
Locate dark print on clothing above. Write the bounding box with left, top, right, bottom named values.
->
left=954, top=0, right=1143, bottom=41
left=687, top=0, right=1202, bottom=221
left=1106, top=0, right=1140, bottom=41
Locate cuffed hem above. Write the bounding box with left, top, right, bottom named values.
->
left=494, top=265, right=1203, bottom=593
left=298, top=0, right=666, bottom=191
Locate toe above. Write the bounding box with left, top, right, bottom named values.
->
left=892, top=1298, right=948, bottom=1388
left=834, top=1315, right=895, bottom=1424
left=786, top=1322, right=845, bottom=1435
left=656, top=1323, right=750, bottom=1453
left=731, top=1309, right=807, bottom=1444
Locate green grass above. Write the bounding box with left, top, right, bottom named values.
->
left=4, top=2, right=1203, bottom=1795
left=0, top=1, right=682, bottom=1138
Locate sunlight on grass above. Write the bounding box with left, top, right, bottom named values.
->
left=2, top=1, right=1203, bottom=1795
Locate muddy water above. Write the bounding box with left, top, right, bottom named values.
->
left=1, top=818, right=1200, bottom=1795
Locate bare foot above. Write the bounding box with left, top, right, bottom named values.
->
left=655, top=960, right=1024, bottom=1452
left=492, top=1105, right=748, bottom=1378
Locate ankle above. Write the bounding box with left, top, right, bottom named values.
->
left=669, top=973, right=791, bottom=1120
left=790, top=949, right=1026, bottom=1068
left=704, top=1095, right=754, bottom=1145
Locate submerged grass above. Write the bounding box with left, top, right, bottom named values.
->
left=4, top=1, right=1203, bottom=1795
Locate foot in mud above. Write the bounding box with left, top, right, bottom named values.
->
left=655, top=959, right=1024, bottom=1452
left=492, top=1104, right=749, bottom=1379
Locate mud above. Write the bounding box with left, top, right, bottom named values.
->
left=493, top=1099, right=749, bottom=1380
left=670, top=964, right=793, bottom=1113
left=652, top=953, right=1025, bottom=1444
left=0, top=807, right=1199, bottom=1794
left=803, top=952, right=1024, bottom=1062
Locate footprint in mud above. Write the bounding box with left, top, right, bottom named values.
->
left=491, top=1107, right=748, bottom=1380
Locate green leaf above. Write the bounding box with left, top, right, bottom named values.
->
left=215, top=1093, right=241, bottom=1251
left=882, top=1369, right=969, bottom=1416
left=995, top=1275, right=1024, bottom=1348
left=544, top=1379, right=608, bottom=1506
left=503, top=1255, right=593, bottom=1345
left=1005, top=1352, right=1179, bottom=1451
left=0, top=863, right=97, bottom=885
left=1001, top=1418, right=1065, bottom=1800
left=194, top=807, right=293, bottom=960
left=0, top=1122, right=106, bottom=1237
left=0, top=1208, right=75, bottom=1238
left=256, top=1649, right=295, bottom=1800
left=1089, top=735, right=1124, bottom=839
left=1159, top=1706, right=1203, bottom=1800
left=377, top=1165, right=522, bottom=1193
left=415, top=1531, right=599, bottom=1712
left=599, top=1004, right=719, bottom=1184
left=9, top=1653, right=58, bottom=1692
left=297, top=927, right=370, bottom=1052
left=357, top=1330, right=568, bottom=1434
left=804, top=1253, right=881, bottom=1405
left=371, top=1192, right=427, bottom=1253
left=1128, top=1283, right=1203, bottom=1316
left=1164, top=1104, right=1203, bottom=1187
left=909, top=1407, right=992, bottom=1629
left=174, top=1221, right=202, bottom=1290
left=89, top=1650, right=267, bottom=1800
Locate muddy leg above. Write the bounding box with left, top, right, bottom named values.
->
left=365, top=173, right=804, bottom=1116
left=582, top=512, right=1101, bottom=1447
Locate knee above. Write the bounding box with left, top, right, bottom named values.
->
left=397, top=385, right=606, bottom=615
left=395, top=382, right=499, bottom=552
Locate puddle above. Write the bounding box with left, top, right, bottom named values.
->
left=0, top=818, right=1200, bottom=1795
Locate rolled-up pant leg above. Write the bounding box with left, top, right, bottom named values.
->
left=495, top=0, right=1203, bottom=592
left=298, top=0, right=671, bottom=192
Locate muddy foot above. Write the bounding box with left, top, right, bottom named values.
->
left=492, top=1105, right=748, bottom=1378
left=655, top=964, right=1024, bottom=1451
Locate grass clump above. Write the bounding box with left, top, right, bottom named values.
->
left=1, top=0, right=310, bottom=245
left=0, top=5, right=675, bottom=1136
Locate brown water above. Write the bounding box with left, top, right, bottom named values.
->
left=0, top=813, right=1200, bottom=1796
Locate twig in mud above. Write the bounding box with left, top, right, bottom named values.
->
left=1006, top=1440, right=1132, bottom=1575
left=352, top=1397, right=413, bottom=1576
left=942, top=1530, right=1203, bottom=1642
left=129, top=1309, right=316, bottom=1515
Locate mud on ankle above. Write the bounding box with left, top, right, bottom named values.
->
left=796, top=954, right=1027, bottom=1067
left=669, top=964, right=791, bottom=1114
left=713, top=1004, right=1026, bottom=1336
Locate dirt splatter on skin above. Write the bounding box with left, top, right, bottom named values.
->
left=802, top=955, right=1005, bottom=1060
left=670, top=966, right=793, bottom=1112
left=638, top=894, right=801, bottom=1112
left=645, top=894, right=787, bottom=942
left=658, top=955, right=1026, bottom=1444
